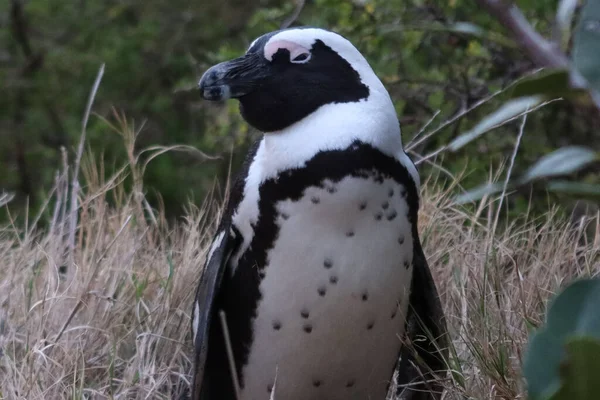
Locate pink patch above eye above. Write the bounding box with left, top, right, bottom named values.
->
left=264, top=40, right=311, bottom=61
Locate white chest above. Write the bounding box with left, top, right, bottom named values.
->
left=238, top=174, right=414, bottom=400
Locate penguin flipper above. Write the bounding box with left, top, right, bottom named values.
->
left=395, top=241, right=449, bottom=400
left=190, top=139, right=262, bottom=400
left=190, top=224, right=235, bottom=399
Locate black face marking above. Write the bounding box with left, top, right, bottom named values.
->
left=313, top=379, right=322, bottom=388
left=311, top=196, right=320, bottom=204
left=382, top=201, right=389, bottom=210
left=388, top=188, right=394, bottom=197
left=303, top=324, right=313, bottom=333
left=346, top=379, right=356, bottom=388
left=267, top=384, right=273, bottom=393
left=346, top=230, right=354, bottom=237
left=400, top=187, right=407, bottom=197
left=387, top=210, right=397, bottom=221
left=404, top=260, right=411, bottom=269
left=398, top=235, right=405, bottom=245
left=329, top=275, right=338, bottom=284
left=281, top=212, right=290, bottom=220
left=327, top=186, right=337, bottom=194
left=391, top=309, right=397, bottom=319
left=247, top=31, right=279, bottom=54
left=359, top=201, right=367, bottom=210
left=362, top=291, right=369, bottom=301
left=238, top=39, right=370, bottom=132
left=318, top=286, right=327, bottom=296
left=272, top=320, right=282, bottom=330
left=367, top=321, right=375, bottom=330
left=301, top=309, right=310, bottom=319
left=374, top=212, right=383, bottom=221
left=223, top=141, right=420, bottom=383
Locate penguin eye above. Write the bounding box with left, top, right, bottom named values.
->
left=291, top=52, right=311, bottom=64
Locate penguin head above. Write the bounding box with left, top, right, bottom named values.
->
left=198, top=28, right=389, bottom=132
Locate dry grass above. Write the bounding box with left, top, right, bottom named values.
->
left=1, top=130, right=599, bottom=399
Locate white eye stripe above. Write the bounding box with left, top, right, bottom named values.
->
left=291, top=51, right=311, bottom=64
left=264, top=39, right=311, bottom=62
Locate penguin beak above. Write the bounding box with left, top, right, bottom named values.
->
left=198, top=53, right=268, bottom=101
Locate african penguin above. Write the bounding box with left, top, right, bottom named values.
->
left=191, top=27, right=448, bottom=400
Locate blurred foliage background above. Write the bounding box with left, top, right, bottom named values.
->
left=1, top=0, right=599, bottom=222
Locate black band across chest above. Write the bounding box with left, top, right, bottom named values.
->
left=219, top=140, right=420, bottom=384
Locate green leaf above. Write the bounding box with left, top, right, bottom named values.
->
left=453, top=182, right=505, bottom=204
left=511, top=69, right=587, bottom=99
left=520, top=146, right=598, bottom=183
left=450, top=21, right=484, bottom=36
left=551, top=337, right=600, bottom=400
left=547, top=180, right=600, bottom=196
left=449, top=96, right=542, bottom=151
left=523, top=278, right=600, bottom=400
left=555, top=0, right=579, bottom=49
left=449, top=22, right=513, bottom=48
left=573, top=0, right=600, bottom=92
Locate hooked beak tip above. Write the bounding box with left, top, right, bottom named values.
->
left=198, top=54, right=261, bottom=101
left=200, top=85, right=232, bottom=101
left=198, top=66, right=233, bottom=101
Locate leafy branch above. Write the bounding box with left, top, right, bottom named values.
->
left=454, top=0, right=600, bottom=203
left=476, top=0, right=600, bottom=110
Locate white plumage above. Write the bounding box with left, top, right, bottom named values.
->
left=240, top=174, right=413, bottom=400
left=192, top=27, right=447, bottom=400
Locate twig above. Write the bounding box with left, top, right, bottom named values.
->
left=55, top=215, right=131, bottom=343
left=475, top=0, right=568, bottom=68
left=492, top=113, right=528, bottom=243
left=406, top=71, right=543, bottom=153
left=280, top=0, right=306, bottom=29
left=219, top=310, right=241, bottom=400
left=67, top=64, right=105, bottom=268
left=269, top=367, right=278, bottom=400
left=406, top=88, right=507, bottom=152
left=407, top=110, right=441, bottom=148
left=0, top=192, right=15, bottom=208
left=410, top=151, right=467, bottom=192
left=415, top=97, right=560, bottom=164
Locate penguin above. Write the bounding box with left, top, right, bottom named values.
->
left=191, top=27, right=448, bottom=400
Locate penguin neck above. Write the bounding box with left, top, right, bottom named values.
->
left=257, top=90, right=419, bottom=187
